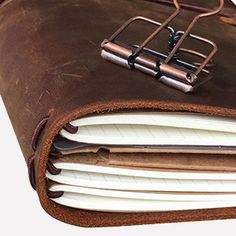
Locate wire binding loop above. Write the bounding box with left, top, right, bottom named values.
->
left=31, top=116, right=49, bottom=152
left=27, top=116, right=64, bottom=198
left=63, top=123, right=79, bottom=134
left=27, top=154, right=36, bottom=190
left=47, top=190, right=64, bottom=199
left=47, top=160, right=61, bottom=175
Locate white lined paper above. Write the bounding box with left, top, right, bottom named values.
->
left=46, top=168, right=236, bottom=192
left=50, top=190, right=236, bottom=212
left=60, top=112, right=236, bottom=146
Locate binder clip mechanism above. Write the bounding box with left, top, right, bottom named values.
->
left=101, top=0, right=224, bottom=93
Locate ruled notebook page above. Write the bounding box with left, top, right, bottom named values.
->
left=47, top=165, right=236, bottom=212
left=52, top=113, right=236, bottom=212
left=60, top=113, right=236, bottom=146
left=50, top=192, right=236, bottom=212
left=69, top=112, right=236, bottom=133
left=46, top=163, right=236, bottom=192
left=63, top=125, right=236, bottom=146
left=49, top=182, right=236, bottom=212
left=47, top=163, right=236, bottom=211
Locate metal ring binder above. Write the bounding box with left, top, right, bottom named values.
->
left=101, top=0, right=224, bottom=93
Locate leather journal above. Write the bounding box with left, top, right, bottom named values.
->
left=0, top=0, right=236, bottom=227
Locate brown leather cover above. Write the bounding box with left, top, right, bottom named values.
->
left=0, top=0, right=236, bottom=227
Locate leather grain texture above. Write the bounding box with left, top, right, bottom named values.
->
left=57, top=152, right=236, bottom=172
left=0, top=0, right=236, bottom=227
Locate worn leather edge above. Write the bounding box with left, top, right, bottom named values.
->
left=35, top=100, right=236, bottom=227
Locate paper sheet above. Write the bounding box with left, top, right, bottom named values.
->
left=60, top=113, right=236, bottom=146
left=46, top=163, right=236, bottom=192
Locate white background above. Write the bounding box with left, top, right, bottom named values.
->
left=1, top=96, right=236, bottom=235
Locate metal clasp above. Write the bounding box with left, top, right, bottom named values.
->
left=101, top=0, right=224, bottom=93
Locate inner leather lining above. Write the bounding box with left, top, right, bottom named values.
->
left=55, top=151, right=236, bottom=173
left=59, top=145, right=236, bottom=155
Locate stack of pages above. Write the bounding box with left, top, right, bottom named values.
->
left=47, top=112, right=236, bottom=212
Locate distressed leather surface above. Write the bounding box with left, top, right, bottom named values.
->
left=0, top=0, right=236, bottom=227
left=57, top=151, right=236, bottom=172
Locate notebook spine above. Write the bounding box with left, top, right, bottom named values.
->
left=28, top=116, right=68, bottom=198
